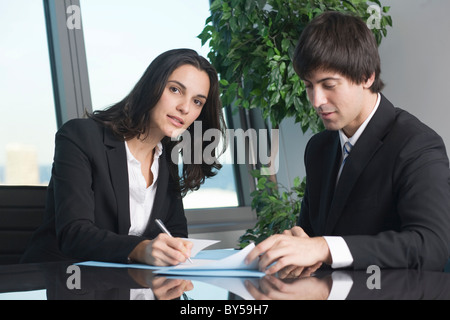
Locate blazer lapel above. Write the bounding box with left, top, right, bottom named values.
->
left=325, top=94, right=396, bottom=234
left=317, top=133, right=341, bottom=235
left=103, top=128, right=130, bottom=235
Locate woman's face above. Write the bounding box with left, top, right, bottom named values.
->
left=149, top=64, right=210, bottom=139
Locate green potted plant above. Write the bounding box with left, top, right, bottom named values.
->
left=238, top=169, right=306, bottom=247
left=199, top=0, right=392, bottom=247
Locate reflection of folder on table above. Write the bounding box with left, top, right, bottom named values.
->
left=167, top=276, right=261, bottom=300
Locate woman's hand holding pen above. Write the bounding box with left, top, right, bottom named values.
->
left=128, top=234, right=193, bottom=266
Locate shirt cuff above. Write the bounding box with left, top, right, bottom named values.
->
left=323, top=236, right=354, bottom=269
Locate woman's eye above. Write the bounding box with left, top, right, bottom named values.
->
left=169, top=86, right=180, bottom=93
left=194, top=99, right=204, bottom=107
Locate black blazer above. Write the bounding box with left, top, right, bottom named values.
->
left=22, top=118, right=187, bottom=264
left=298, top=94, right=450, bottom=271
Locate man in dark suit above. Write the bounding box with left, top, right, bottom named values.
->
left=246, top=11, right=450, bottom=273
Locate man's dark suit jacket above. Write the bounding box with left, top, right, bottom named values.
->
left=298, top=94, right=450, bottom=271
left=22, top=118, right=187, bottom=264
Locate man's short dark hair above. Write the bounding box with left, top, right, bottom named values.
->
left=293, top=11, right=384, bottom=93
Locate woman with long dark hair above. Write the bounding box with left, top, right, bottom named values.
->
left=22, top=49, right=226, bottom=266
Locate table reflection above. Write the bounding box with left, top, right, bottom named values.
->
left=1, top=262, right=449, bottom=300
left=243, top=269, right=450, bottom=300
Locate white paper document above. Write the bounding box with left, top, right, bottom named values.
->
left=178, top=242, right=257, bottom=270
left=181, top=238, right=220, bottom=258
left=154, top=243, right=265, bottom=277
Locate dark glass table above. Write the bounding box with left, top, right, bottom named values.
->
left=1, top=260, right=449, bottom=301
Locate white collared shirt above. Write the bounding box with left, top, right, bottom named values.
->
left=338, top=93, right=381, bottom=162
left=125, top=141, right=163, bottom=236
left=324, top=93, right=381, bottom=269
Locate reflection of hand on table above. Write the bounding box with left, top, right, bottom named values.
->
left=245, top=274, right=332, bottom=300
left=151, top=277, right=194, bottom=300
left=127, top=268, right=193, bottom=300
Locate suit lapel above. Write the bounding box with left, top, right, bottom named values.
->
left=317, top=133, right=341, bottom=235
left=325, top=94, right=396, bottom=234
left=103, top=128, right=130, bottom=235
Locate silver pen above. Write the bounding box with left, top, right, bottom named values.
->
left=155, top=219, right=193, bottom=263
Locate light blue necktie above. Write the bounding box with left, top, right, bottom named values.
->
left=342, top=141, right=353, bottom=166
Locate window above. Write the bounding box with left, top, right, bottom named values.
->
left=80, top=0, right=239, bottom=209
left=0, top=1, right=56, bottom=185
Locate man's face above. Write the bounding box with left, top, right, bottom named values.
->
left=303, top=69, right=376, bottom=137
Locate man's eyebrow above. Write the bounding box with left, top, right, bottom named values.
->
left=167, top=80, right=207, bottom=99
left=304, top=77, right=342, bottom=84
left=318, top=77, right=341, bottom=83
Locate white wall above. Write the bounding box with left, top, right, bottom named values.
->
left=276, top=119, right=312, bottom=190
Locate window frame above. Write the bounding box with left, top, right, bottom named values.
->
left=43, top=0, right=93, bottom=127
